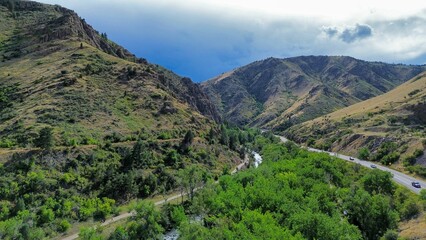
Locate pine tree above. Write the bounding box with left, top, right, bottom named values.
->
left=35, top=127, right=54, bottom=150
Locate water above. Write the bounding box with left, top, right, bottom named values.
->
left=163, top=229, right=179, bottom=240
left=252, top=151, right=263, bottom=168
left=163, top=153, right=263, bottom=240
left=163, top=215, right=202, bottom=240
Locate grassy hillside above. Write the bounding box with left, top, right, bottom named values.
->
left=202, top=56, right=425, bottom=129
left=0, top=1, right=255, bottom=239
left=286, top=72, right=426, bottom=172
left=0, top=0, right=219, bottom=149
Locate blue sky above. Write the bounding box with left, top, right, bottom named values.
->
left=39, top=0, right=426, bottom=82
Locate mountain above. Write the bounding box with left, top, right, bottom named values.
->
left=286, top=72, right=426, bottom=169
left=0, top=0, right=220, bottom=147
left=0, top=2, right=251, bottom=238
left=202, top=56, right=426, bottom=129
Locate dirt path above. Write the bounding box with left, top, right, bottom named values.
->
left=60, top=155, right=248, bottom=240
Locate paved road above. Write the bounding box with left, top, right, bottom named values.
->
left=277, top=135, right=425, bottom=194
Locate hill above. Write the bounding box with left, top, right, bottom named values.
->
left=201, top=56, right=425, bottom=129
left=286, top=72, right=426, bottom=171
left=0, top=0, right=220, bottom=148
left=0, top=1, right=255, bottom=239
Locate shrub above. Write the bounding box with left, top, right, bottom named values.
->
left=413, top=149, right=424, bottom=157
left=381, top=229, right=398, bottom=240
left=358, top=147, right=370, bottom=160
left=399, top=199, right=421, bottom=220
left=403, top=155, right=417, bottom=167
left=58, top=219, right=71, bottom=232
left=0, top=139, right=14, bottom=148
left=35, top=127, right=55, bottom=150
left=39, top=207, right=55, bottom=224
left=306, top=137, right=316, bottom=147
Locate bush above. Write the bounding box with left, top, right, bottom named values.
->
left=35, top=127, right=55, bottom=150
left=403, top=155, right=417, bottom=167
left=406, top=165, right=426, bottom=177
left=413, top=149, right=424, bottom=157
left=39, top=207, right=55, bottom=224
left=58, top=219, right=71, bottom=232
left=381, top=229, right=398, bottom=240
left=0, top=139, right=14, bottom=148
left=399, top=199, right=420, bottom=220
left=358, top=147, right=370, bottom=160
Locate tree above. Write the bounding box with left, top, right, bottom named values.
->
left=127, top=201, right=164, bottom=239
left=180, top=130, right=194, bottom=153
left=179, top=166, right=203, bottom=200
left=109, top=226, right=129, bottom=240
left=35, top=127, right=54, bottom=150
left=206, top=127, right=216, bottom=144
left=358, top=147, right=370, bottom=160
left=219, top=125, right=229, bottom=146
left=38, top=207, right=54, bottom=224
left=362, top=170, right=395, bottom=195
left=79, top=227, right=102, bottom=240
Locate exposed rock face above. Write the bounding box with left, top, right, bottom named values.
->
left=202, top=56, right=426, bottom=128
left=0, top=0, right=222, bottom=144
left=36, top=6, right=137, bottom=61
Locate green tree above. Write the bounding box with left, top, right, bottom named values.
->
left=109, top=226, right=129, bottom=240
left=127, top=201, right=164, bottom=239
left=79, top=227, right=102, bottom=240
left=358, top=147, right=370, bottom=160
left=180, top=130, right=194, bottom=153
left=38, top=207, right=55, bottom=224
left=35, top=127, right=54, bottom=150
left=381, top=229, right=398, bottom=240
left=362, top=170, right=395, bottom=195
left=58, top=219, right=71, bottom=232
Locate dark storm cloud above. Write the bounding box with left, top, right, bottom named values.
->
left=323, top=24, right=373, bottom=43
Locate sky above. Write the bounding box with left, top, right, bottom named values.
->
left=38, top=0, right=426, bottom=82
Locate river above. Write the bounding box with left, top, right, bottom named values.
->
left=163, top=151, right=263, bottom=239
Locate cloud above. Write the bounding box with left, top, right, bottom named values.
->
left=37, top=0, right=426, bottom=81
left=323, top=24, right=373, bottom=43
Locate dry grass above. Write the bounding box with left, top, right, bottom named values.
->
left=399, top=213, right=426, bottom=239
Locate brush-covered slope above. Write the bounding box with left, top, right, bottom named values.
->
left=0, top=0, right=220, bottom=147
left=286, top=72, right=426, bottom=169
left=202, top=56, right=425, bottom=129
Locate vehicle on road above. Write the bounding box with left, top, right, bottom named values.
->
left=412, top=182, right=421, bottom=188
left=349, top=157, right=354, bottom=160
left=370, top=164, right=377, bottom=168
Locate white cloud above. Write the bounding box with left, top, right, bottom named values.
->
left=37, top=0, right=426, bottom=80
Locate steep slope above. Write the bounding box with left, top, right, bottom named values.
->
left=0, top=0, right=220, bottom=147
left=202, top=56, right=425, bottom=129
left=286, top=72, right=426, bottom=169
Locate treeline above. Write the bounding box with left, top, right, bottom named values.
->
left=0, top=124, right=260, bottom=239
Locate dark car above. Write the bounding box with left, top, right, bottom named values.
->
left=412, top=182, right=421, bottom=188
left=370, top=164, right=377, bottom=168
left=349, top=157, right=355, bottom=160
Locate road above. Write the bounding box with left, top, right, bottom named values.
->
left=60, top=157, right=249, bottom=240
left=277, top=135, right=426, bottom=194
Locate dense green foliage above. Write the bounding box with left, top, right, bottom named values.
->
left=0, top=125, right=257, bottom=239
left=171, top=139, right=424, bottom=240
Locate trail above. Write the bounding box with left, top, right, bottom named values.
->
left=60, top=155, right=249, bottom=240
